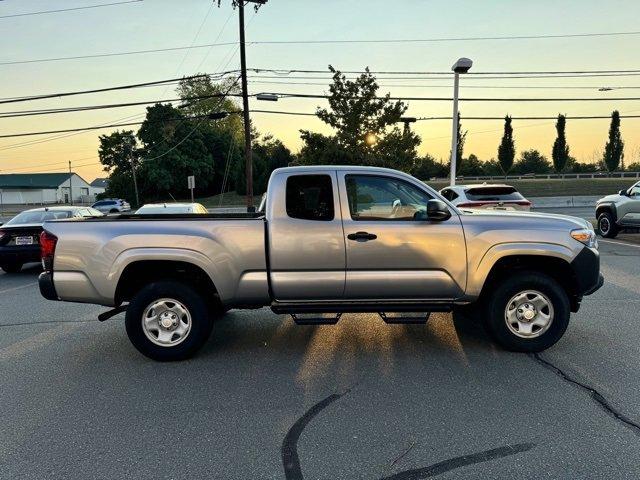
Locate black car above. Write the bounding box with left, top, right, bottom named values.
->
left=0, top=206, right=102, bottom=273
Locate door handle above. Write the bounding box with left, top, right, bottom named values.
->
left=347, top=231, right=377, bottom=241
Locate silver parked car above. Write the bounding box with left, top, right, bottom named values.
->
left=440, top=184, right=531, bottom=211
left=135, top=203, right=209, bottom=214
left=91, top=199, right=131, bottom=214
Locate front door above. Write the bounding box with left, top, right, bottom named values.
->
left=338, top=173, right=467, bottom=300
left=620, top=182, right=640, bottom=226
left=268, top=171, right=346, bottom=300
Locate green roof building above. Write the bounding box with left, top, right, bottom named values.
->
left=0, top=172, right=95, bottom=205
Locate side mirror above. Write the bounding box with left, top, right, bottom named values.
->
left=426, top=199, right=451, bottom=221
left=619, top=189, right=628, bottom=196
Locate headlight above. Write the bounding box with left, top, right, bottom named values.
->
left=571, top=228, right=598, bottom=249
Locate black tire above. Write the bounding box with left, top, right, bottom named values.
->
left=597, top=212, right=619, bottom=238
left=125, top=281, right=215, bottom=361
left=484, top=271, right=570, bottom=353
left=0, top=263, right=23, bottom=273
left=109, top=209, right=119, bottom=214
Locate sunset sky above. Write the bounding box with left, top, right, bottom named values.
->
left=2, top=0, right=640, bottom=182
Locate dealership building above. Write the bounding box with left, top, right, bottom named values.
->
left=0, top=173, right=106, bottom=205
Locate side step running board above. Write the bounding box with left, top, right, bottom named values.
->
left=291, top=313, right=342, bottom=325
left=271, top=301, right=452, bottom=315
left=378, top=312, right=431, bottom=325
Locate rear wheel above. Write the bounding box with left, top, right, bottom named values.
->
left=597, top=212, right=618, bottom=238
left=125, top=281, right=215, bottom=361
left=484, top=272, right=570, bottom=352
left=0, top=263, right=23, bottom=273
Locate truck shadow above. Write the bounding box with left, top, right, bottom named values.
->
left=202, top=306, right=496, bottom=398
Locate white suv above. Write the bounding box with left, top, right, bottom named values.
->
left=440, top=184, right=531, bottom=211
left=91, top=199, right=131, bottom=214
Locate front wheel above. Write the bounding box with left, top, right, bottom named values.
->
left=484, top=272, right=570, bottom=352
left=125, top=281, right=215, bottom=361
left=597, top=212, right=618, bottom=238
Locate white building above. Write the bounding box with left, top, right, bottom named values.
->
left=89, top=178, right=109, bottom=197
left=0, top=173, right=93, bottom=205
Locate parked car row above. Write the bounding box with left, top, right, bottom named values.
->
left=0, top=202, right=209, bottom=273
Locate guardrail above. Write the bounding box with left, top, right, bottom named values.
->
left=430, top=171, right=640, bottom=181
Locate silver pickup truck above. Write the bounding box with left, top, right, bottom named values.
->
left=39, top=166, right=603, bottom=360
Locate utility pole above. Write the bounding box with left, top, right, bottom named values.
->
left=68, top=160, right=73, bottom=205
left=129, top=151, right=140, bottom=208
left=449, top=58, right=472, bottom=186
left=238, top=0, right=266, bottom=212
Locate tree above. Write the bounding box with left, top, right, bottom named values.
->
left=451, top=113, right=467, bottom=175
left=482, top=159, right=504, bottom=176
left=603, top=110, right=624, bottom=172
left=234, top=135, right=293, bottom=194
left=627, top=161, right=640, bottom=171
left=176, top=75, right=243, bottom=141
left=298, top=66, right=420, bottom=171
left=136, top=104, right=215, bottom=200
left=98, top=130, right=141, bottom=203
left=411, top=154, right=447, bottom=180
left=458, top=153, right=484, bottom=176
left=512, top=149, right=552, bottom=174
left=497, top=115, right=515, bottom=174
left=552, top=114, right=570, bottom=172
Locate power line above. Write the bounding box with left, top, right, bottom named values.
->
left=0, top=42, right=237, bottom=66
left=258, top=92, right=640, bottom=102
left=0, top=73, right=234, bottom=105
left=249, top=67, right=640, bottom=76
left=5, top=30, right=640, bottom=66
left=249, top=79, right=640, bottom=90
left=248, top=73, right=640, bottom=80
left=0, top=0, right=143, bottom=19
left=0, top=93, right=241, bottom=119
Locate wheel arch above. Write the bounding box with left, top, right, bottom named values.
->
left=114, top=259, right=220, bottom=309
left=595, top=202, right=618, bottom=223
left=478, top=254, right=581, bottom=312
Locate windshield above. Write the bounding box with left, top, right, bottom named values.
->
left=6, top=210, right=73, bottom=225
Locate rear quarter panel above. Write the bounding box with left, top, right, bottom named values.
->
left=45, top=218, right=268, bottom=306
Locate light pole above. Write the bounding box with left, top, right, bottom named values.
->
left=449, top=57, right=472, bottom=186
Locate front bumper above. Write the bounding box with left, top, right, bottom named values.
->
left=571, top=246, right=603, bottom=296
left=39, top=272, right=59, bottom=300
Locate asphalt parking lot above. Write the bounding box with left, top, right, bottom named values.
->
left=1, top=236, right=639, bottom=479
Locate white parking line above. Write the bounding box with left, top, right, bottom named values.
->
left=600, top=239, right=640, bottom=250
left=0, top=282, right=37, bottom=295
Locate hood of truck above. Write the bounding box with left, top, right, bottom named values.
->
left=596, top=193, right=624, bottom=204
left=458, top=208, right=592, bottom=230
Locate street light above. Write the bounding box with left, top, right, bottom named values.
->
left=256, top=92, right=279, bottom=102
left=449, top=57, right=472, bottom=186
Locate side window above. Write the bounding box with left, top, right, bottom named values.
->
left=286, top=175, right=335, bottom=221
left=629, top=184, right=640, bottom=197
left=346, top=175, right=432, bottom=220
left=441, top=189, right=458, bottom=201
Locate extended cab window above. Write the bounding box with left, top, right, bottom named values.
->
left=286, top=175, right=334, bottom=221
left=346, top=175, right=432, bottom=220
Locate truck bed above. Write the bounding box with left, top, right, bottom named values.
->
left=44, top=215, right=269, bottom=307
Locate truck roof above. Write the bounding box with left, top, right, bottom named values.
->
left=273, top=165, right=416, bottom=176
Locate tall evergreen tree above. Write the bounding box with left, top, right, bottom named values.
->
left=552, top=114, right=570, bottom=172
left=451, top=113, right=467, bottom=175
left=603, top=110, right=624, bottom=172
left=497, top=115, right=515, bottom=174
